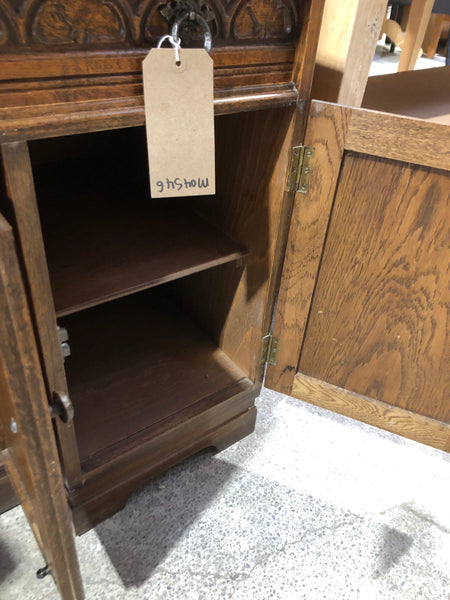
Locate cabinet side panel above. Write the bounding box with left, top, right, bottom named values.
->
left=299, top=152, right=450, bottom=423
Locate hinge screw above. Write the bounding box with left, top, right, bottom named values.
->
left=10, top=419, right=18, bottom=434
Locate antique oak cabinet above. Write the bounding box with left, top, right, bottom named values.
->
left=1, top=1, right=449, bottom=598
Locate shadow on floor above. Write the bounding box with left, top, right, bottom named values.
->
left=375, top=525, right=414, bottom=577
left=0, top=537, right=17, bottom=583
left=94, top=450, right=238, bottom=587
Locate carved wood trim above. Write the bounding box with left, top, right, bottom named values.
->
left=0, top=0, right=299, bottom=49
left=0, top=81, right=299, bottom=143
left=0, top=44, right=296, bottom=117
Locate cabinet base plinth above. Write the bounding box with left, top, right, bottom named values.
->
left=69, top=390, right=258, bottom=535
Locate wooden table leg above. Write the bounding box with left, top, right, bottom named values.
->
left=398, top=0, right=434, bottom=71
left=424, top=14, right=450, bottom=58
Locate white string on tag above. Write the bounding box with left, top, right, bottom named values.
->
left=157, top=35, right=181, bottom=66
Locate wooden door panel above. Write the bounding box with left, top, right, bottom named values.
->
left=267, top=100, right=450, bottom=451
left=265, top=102, right=350, bottom=395
left=0, top=213, right=84, bottom=600
left=299, top=153, right=450, bottom=423
left=1, top=141, right=83, bottom=488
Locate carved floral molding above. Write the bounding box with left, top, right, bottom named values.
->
left=0, top=0, right=297, bottom=49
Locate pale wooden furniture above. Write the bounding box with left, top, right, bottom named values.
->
left=311, top=0, right=388, bottom=106
left=423, top=12, right=450, bottom=57
left=398, top=0, right=435, bottom=70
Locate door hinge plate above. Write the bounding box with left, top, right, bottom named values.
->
left=260, top=334, right=280, bottom=365
left=57, top=325, right=71, bottom=359
left=286, top=145, right=314, bottom=193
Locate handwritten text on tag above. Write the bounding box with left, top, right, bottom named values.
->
left=143, top=48, right=215, bottom=198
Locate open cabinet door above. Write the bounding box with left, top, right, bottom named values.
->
left=0, top=213, right=84, bottom=599
left=266, top=100, right=450, bottom=452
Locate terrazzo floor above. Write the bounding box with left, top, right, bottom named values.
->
left=0, top=388, right=449, bottom=600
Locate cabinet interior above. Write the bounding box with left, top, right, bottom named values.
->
left=27, top=107, right=289, bottom=473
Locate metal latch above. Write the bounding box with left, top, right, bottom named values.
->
left=58, top=326, right=71, bottom=360
left=49, top=391, right=74, bottom=424
left=286, top=145, right=314, bottom=193
left=260, top=334, right=280, bottom=365
left=36, top=564, right=51, bottom=580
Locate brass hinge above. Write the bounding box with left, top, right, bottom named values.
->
left=260, top=334, right=280, bottom=365
left=286, top=145, right=314, bottom=193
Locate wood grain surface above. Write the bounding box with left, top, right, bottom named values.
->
left=0, top=0, right=298, bottom=49
left=1, top=142, right=83, bottom=487
left=398, top=0, right=434, bottom=72
left=37, top=182, right=246, bottom=317
left=61, top=290, right=251, bottom=466
left=346, top=107, right=450, bottom=171
left=299, top=152, right=449, bottom=423
left=174, top=106, right=298, bottom=383
left=0, top=213, right=84, bottom=599
left=70, top=395, right=257, bottom=533
left=265, top=101, right=350, bottom=394
left=312, top=0, right=387, bottom=107
left=0, top=1, right=325, bottom=141
left=293, top=373, right=450, bottom=452
left=0, top=83, right=300, bottom=145
left=267, top=101, right=449, bottom=448
left=292, top=0, right=325, bottom=99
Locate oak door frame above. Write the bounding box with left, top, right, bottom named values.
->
left=0, top=212, right=84, bottom=600
left=265, top=100, right=450, bottom=451
left=1, top=141, right=83, bottom=488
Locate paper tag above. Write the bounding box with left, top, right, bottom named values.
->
left=143, top=48, right=215, bottom=198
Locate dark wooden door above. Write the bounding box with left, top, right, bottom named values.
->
left=266, top=100, right=450, bottom=452
left=0, top=213, right=84, bottom=599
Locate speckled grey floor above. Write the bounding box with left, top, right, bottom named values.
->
left=1, top=388, right=449, bottom=600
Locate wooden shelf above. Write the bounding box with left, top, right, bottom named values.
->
left=37, top=179, right=246, bottom=317
left=61, top=292, right=251, bottom=470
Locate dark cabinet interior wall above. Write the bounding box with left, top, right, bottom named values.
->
left=19, top=110, right=296, bottom=478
